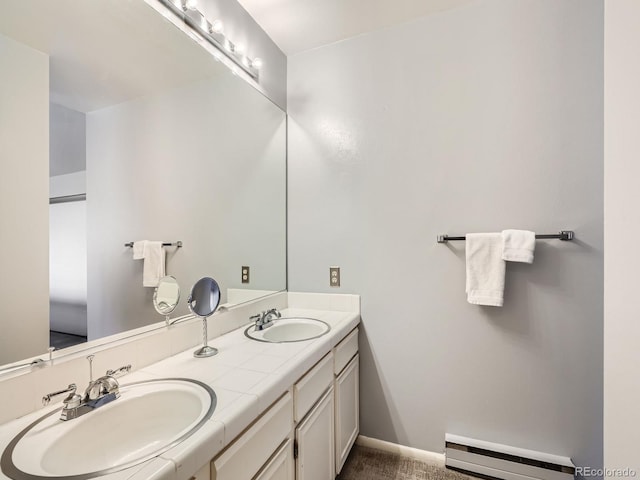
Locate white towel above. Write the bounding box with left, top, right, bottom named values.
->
left=466, top=233, right=505, bottom=307
left=142, top=241, right=165, bottom=287
left=501, top=229, right=536, bottom=264
left=132, top=240, right=166, bottom=287
left=132, top=240, right=147, bottom=260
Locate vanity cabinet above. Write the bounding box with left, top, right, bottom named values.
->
left=334, top=354, right=359, bottom=474
left=209, top=327, right=359, bottom=480
left=211, top=393, right=293, bottom=480
left=254, top=439, right=295, bottom=480
left=192, top=464, right=211, bottom=480
left=292, top=351, right=335, bottom=480
left=295, top=387, right=335, bottom=480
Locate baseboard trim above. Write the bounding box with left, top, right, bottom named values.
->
left=355, top=435, right=445, bottom=467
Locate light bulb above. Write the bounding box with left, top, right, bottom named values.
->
left=235, top=43, right=245, bottom=55
left=252, top=58, right=263, bottom=69
left=210, top=19, right=224, bottom=34
left=184, top=0, right=197, bottom=10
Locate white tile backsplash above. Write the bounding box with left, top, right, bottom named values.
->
left=0, top=373, right=35, bottom=424
left=287, top=292, right=360, bottom=313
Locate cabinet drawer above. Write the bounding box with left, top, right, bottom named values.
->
left=212, top=392, right=293, bottom=480
left=334, top=328, right=358, bottom=375
left=294, top=352, right=333, bottom=422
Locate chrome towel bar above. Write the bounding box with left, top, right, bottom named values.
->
left=124, top=241, right=183, bottom=248
left=437, top=231, right=574, bottom=244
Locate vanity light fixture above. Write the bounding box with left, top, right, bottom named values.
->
left=158, top=0, right=261, bottom=79
left=210, top=19, right=224, bottom=34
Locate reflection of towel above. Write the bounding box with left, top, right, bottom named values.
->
left=465, top=233, right=505, bottom=307
left=502, top=229, right=536, bottom=264
left=132, top=241, right=165, bottom=287
left=143, top=242, right=165, bottom=287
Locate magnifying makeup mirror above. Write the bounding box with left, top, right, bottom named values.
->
left=188, top=277, right=221, bottom=358
left=153, top=276, right=181, bottom=325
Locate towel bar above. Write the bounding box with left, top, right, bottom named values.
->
left=124, top=241, right=183, bottom=248
left=436, top=231, right=574, bottom=244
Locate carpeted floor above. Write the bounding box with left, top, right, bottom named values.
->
left=337, top=445, right=473, bottom=480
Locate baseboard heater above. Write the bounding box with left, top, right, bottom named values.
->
left=445, top=434, right=575, bottom=480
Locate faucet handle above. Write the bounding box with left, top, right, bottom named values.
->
left=250, top=313, right=262, bottom=322
left=106, top=364, right=131, bottom=378
left=86, top=354, right=95, bottom=382
left=43, top=383, right=80, bottom=407
left=268, top=308, right=281, bottom=317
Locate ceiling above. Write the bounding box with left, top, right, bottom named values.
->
left=236, top=0, right=476, bottom=56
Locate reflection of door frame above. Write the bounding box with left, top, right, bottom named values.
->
left=49, top=195, right=88, bottom=340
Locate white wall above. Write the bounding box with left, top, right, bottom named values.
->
left=604, top=0, right=640, bottom=473
left=49, top=103, right=86, bottom=177
left=0, top=33, right=49, bottom=364
left=288, top=0, right=603, bottom=469
left=86, top=73, right=286, bottom=340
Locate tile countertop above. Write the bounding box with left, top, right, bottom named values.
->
left=0, top=307, right=360, bottom=480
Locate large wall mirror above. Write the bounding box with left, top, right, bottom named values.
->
left=0, top=0, right=287, bottom=366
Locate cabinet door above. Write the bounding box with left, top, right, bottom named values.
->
left=335, top=354, right=359, bottom=474
left=254, top=439, right=294, bottom=480
left=191, top=463, right=210, bottom=480
left=295, top=387, right=335, bottom=480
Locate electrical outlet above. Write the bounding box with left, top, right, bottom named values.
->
left=330, top=267, right=340, bottom=287
left=241, top=266, right=250, bottom=284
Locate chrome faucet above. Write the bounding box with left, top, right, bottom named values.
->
left=42, top=356, right=131, bottom=421
left=250, top=308, right=281, bottom=331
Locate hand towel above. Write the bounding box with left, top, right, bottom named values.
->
left=142, top=241, right=165, bottom=287
left=501, top=229, right=536, bottom=264
left=466, top=233, right=505, bottom=307
left=132, top=240, right=147, bottom=260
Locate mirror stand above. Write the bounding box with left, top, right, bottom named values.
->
left=188, top=277, right=222, bottom=359
left=194, top=317, right=218, bottom=358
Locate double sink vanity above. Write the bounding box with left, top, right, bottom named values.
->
left=0, top=293, right=361, bottom=480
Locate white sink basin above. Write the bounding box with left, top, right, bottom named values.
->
left=1, top=378, right=216, bottom=479
left=245, top=317, right=330, bottom=343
